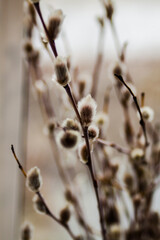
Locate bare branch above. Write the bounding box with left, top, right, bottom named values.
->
left=11, top=145, right=77, bottom=240
left=114, top=74, right=149, bottom=147
left=97, top=138, right=130, bottom=155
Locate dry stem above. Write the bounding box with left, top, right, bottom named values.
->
left=11, top=145, right=77, bottom=240
left=114, top=74, right=149, bottom=147
left=29, top=62, right=93, bottom=238
left=97, top=138, right=130, bottom=155
left=91, top=22, right=105, bottom=99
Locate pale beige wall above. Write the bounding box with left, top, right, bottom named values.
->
left=0, top=0, right=23, bottom=239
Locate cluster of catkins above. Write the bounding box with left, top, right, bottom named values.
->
left=19, top=0, right=160, bottom=240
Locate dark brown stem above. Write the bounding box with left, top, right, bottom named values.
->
left=11, top=145, right=27, bottom=177
left=114, top=74, right=149, bottom=147
left=34, top=2, right=58, bottom=58
left=11, top=145, right=77, bottom=240
left=64, top=85, right=107, bottom=240
left=84, top=128, right=107, bottom=240
left=64, top=84, right=83, bottom=125
left=97, top=138, right=130, bottom=155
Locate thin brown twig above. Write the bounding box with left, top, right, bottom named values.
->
left=11, top=145, right=27, bottom=177
left=34, top=3, right=58, bottom=58
left=11, top=145, right=77, bottom=240
left=65, top=85, right=107, bottom=240
left=97, top=138, right=130, bottom=155
left=114, top=74, right=149, bottom=147
left=84, top=127, right=107, bottom=240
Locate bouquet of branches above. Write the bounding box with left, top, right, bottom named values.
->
left=12, top=0, right=160, bottom=240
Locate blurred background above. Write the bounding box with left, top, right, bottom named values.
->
left=1, top=0, right=160, bottom=239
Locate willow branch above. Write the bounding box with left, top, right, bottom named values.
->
left=29, top=62, right=93, bottom=237
left=65, top=85, right=107, bottom=240
left=97, top=138, right=130, bottom=155
left=11, top=145, right=77, bottom=240
left=91, top=24, right=105, bottom=99
left=110, top=20, right=121, bottom=59
left=114, top=74, right=149, bottom=147
left=34, top=2, right=58, bottom=58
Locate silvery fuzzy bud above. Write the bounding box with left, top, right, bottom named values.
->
left=113, top=64, right=122, bottom=77
left=78, top=94, right=97, bottom=126
left=54, top=56, right=71, bottom=86
left=78, top=143, right=88, bottom=164
left=59, top=206, right=71, bottom=223
left=62, top=118, right=80, bottom=131
left=65, top=189, right=76, bottom=203
left=112, top=62, right=127, bottom=88
left=23, top=41, right=39, bottom=65
left=130, top=148, right=144, bottom=161
left=34, top=80, right=47, bottom=94
left=77, top=73, right=92, bottom=97
left=109, top=224, right=121, bottom=240
left=43, top=118, right=56, bottom=137
left=95, top=111, right=109, bottom=127
left=32, top=194, right=47, bottom=214
left=97, top=16, right=105, bottom=28
left=21, top=222, right=33, bottom=240
left=140, top=106, right=154, bottom=122
left=88, top=124, right=99, bottom=140
left=105, top=2, right=114, bottom=21
left=23, top=41, right=33, bottom=56
left=57, top=130, right=80, bottom=150
left=48, top=10, right=64, bottom=40
left=26, top=167, right=42, bottom=192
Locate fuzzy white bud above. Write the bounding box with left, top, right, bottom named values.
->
left=109, top=224, right=121, bottom=239
left=57, top=130, right=80, bottom=150
left=21, top=222, right=33, bottom=240
left=88, top=124, right=99, bottom=140
left=54, top=56, right=71, bottom=86
left=140, top=106, right=154, bottom=122
left=26, top=167, right=42, bottom=192
left=95, top=111, right=109, bottom=128
left=77, top=73, right=92, bottom=97
left=32, top=194, right=47, bottom=214
left=78, top=143, right=88, bottom=164
left=43, top=118, right=55, bottom=137
left=48, top=9, right=64, bottom=40
left=78, top=94, right=97, bottom=126
left=62, top=118, right=80, bottom=131
left=130, top=148, right=144, bottom=161
left=59, top=206, right=71, bottom=223
left=35, top=80, right=47, bottom=93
